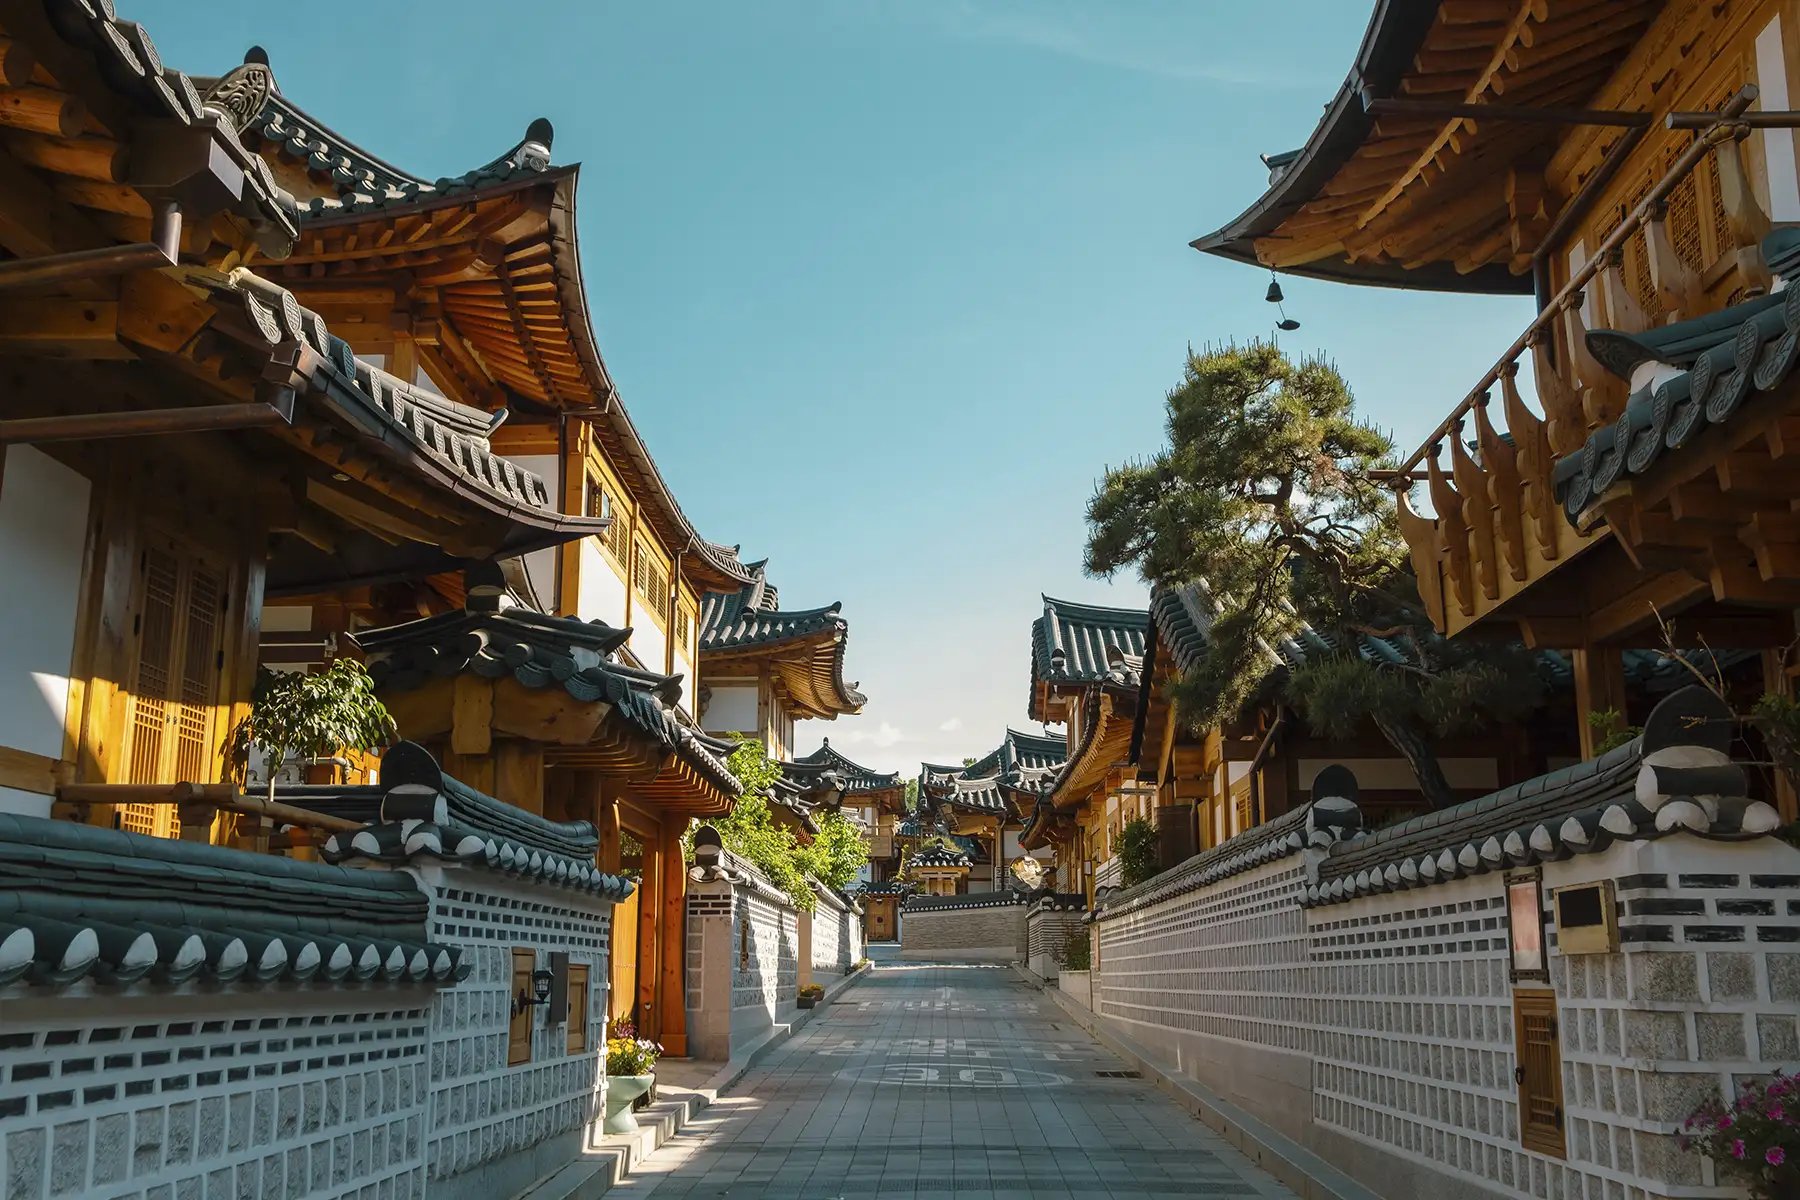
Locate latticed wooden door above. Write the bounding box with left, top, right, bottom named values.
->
left=119, top=533, right=228, bottom=839
left=1512, top=988, right=1566, bottom=1158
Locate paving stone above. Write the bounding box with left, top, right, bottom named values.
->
left=618, top=954, right=1295, bottom=1199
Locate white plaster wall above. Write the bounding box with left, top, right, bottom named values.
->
left=574, top=542, right=628, bottom=629
left=631, top=618, right=667, bottom=677
left=671, top=646, right=696, bottom=709
left=1756, top=14, right=1800, bottom=223
left=505, top=455, right=561, bottom=612
left=259, top=605, right=314, bottom=632
left=700, top=682, right=758, bottom=735
left=0, top=448, right=88, bottom=806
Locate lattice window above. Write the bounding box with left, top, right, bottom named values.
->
left=121, top=538, right=228, bottom=839
left=1512, top=989, right=1566, bottom=1158
left=634, top=539, right=669, bottom=624
left=674, top=604, right=693, bottom=655
left=587, top=472, right=631, bottom=565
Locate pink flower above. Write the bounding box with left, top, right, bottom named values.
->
left=1718, top=1115, right=1735, bottom=1130
left=1772, top=1105, right=1786, bottom=1122
left=1768, top=1146, right=1787, bottom=1167
left=1731, top=1139, right=1746, bottom=1160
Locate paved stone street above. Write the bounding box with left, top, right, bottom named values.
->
left=618, top=958, right=1297, bottom=1199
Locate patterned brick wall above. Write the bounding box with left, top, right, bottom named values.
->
left=733, top=883, right=799, bottom=1019
left=809, top=888, right=861, bottom=977
left=423, top=873, right=613, bottom=1189
left=1097, top=858, right=1309, bottom=1053
left=1090, top=834, right=1800, bottom=1200
left=0, top=996, right=433, bottom=1200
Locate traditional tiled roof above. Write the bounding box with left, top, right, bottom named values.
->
left=178, top=267, right=608, bottom=594
left=222, top=56, right=756, bottom=595
left=313, top=744, right=633, bottom=899
left=858, top=880, right=915, bottom=897
left=1553, top=234, right=1800, bottom=525
left=1092, top=773, right=1364, bottom=921
left=39, top=19, right=301, bottom=256
left=919, top=728, right=1068, bottom=820
left=904, top=890, right=1031, bottom=912
left=789, top=741, right=902, bottom=794
left=1305, top=687, right=1784, bottom=906
left=908, top=842, right=973, bottom=870
left=1029, top=597, right=1147, bottom=721
left=699, top=568, right=865, bottom=717
left=0, top=813, right=466, bottom=989
left=357, top=600, right=739, bottom=801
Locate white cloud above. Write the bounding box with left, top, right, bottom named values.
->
left=834, top=721, right=907, bottom=749
left=938, top=717, right=963, bottom=733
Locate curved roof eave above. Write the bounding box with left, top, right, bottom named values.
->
left=1188, top=1, right=1530, bottom=296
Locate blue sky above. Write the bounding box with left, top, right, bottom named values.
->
left=139, top=1, right=1534, bottom=774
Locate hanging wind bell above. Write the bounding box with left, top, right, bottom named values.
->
left=1266, top=270, right=1300, bottom=332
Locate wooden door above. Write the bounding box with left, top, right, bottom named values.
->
left=119, top=533, right=228, bottom=838
left=867, top=899, right=894, bottom=941
left=609, top=830, right=646, bottom=1026
left=1512, top=989, right=1566, bottom=1157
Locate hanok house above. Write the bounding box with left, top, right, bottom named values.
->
left=775, top=740, right=907, bottom=941
left=218, top=48, right=762, bottom=697
left=1128, top=582, right=1539, bottom=874
left=1015, top=596, right=1147, bottom=903
left=697, top=561, right=867, bottom=760
left=1194, top=0, right=1800, bottom=802
left=916, top=727, right=1064, bottom=893
left=0, top=19, right=608, bottom=831
left=1159, top=2, right=1800, bottom=1196
left=354, top=583, right=741, bottom=1055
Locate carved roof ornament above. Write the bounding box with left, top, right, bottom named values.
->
left=204, top=46, right=277, bottom=136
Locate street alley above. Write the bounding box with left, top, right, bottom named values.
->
left=616, top=959, right=1297, bottom=1199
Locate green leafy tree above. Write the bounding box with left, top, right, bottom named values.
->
left=798, top=808, right=870, bottom=891
left=1086, top=342, right=1542, bottom=809
left=224, top=660, right=396, bottom=803
left=700, top=739, right=817, bottom=910
left=1116, top=816, right=1160, bottom=887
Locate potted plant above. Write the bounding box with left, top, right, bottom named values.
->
left=224, top=661, right=395, bottom=804
left=602, top=1017, right=662, bottom=1134
left=1679, top=1071, right=1798, bottom=1198
left=797, top=982, right=826, bottom=1009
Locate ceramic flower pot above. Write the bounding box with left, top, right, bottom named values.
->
left=603, top=1074, right=654, bottom=1134
left=797, top=996, right=817, bottom=1009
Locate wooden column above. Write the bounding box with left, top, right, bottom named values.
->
left=636, top=818, right=661, bottom=1036
left=596, top=777, right=622, bottom=874
left=658, top=820, right=689, bottom=1056
left=1571, top=646, right=1628, bottom=760
left=1763, top=648, right=1798, bottom=824
left=494, top=741, right=545, bottom=814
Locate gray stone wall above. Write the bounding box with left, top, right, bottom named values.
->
left=900, top=904, right=1025, bottom=961
left=684, top=852, right=801, bottom=1061
left=1025, top=905, right=1083, bottom=978
left=419, top=870, right=615, bottom=1200
left=0, top=866, right=625, bottom=1200
left=1089, top=832, right=1800, bottom=1200
left=0, top=992, right=434, bottom=1200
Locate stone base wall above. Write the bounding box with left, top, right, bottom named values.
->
left=1025, top=906, right=1084, bottom=979
left=0, top=991, right=434, bottom=1200
left=421, top=870, right=615, bottom=1200
left=1090, top=834, right=1800, bottom=1200
left=900, top=902, right=1025, bottom=961
left=0, top=865, right=626, bottom=1200
left=810, top=887, right=861, bottom=978
left=685, top=852, right=802, bottom=1061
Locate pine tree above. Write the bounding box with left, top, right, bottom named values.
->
left=1086, top=342, right=1541, bottom=809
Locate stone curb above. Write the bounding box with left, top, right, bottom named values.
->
left=519, top=964, right=871, bottom=1199
left=1018, top=968, right=1382, bottom=1200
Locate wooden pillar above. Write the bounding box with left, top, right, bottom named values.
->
left=596, top=776, right=622, bottom=874
left=1763, top=648, right=1798, bottom=823
left=658, top=820, right=689, bottom=1056
left=1571, top=646, right=1628, bottom=760
left=440, top=751, right=495, bottom=796
left=494, top=742, right=545, bottom=814
left=636, top=819, right=660, bottom=1035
